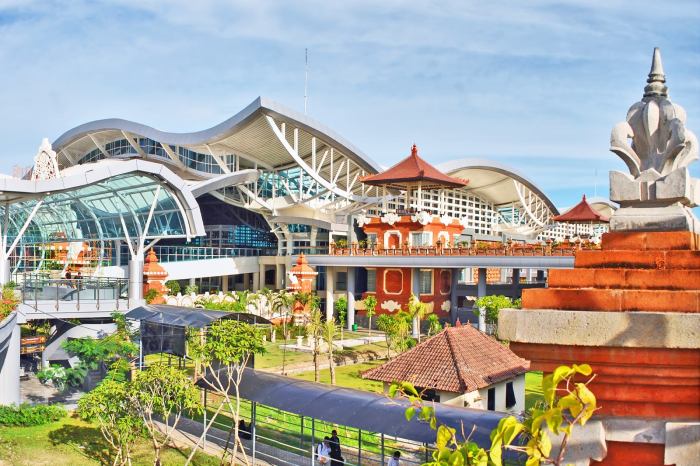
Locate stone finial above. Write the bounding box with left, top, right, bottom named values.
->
left=608, top=48, right=699, bottom=232
left=644, top=47, right=668, bottom=98
left=31, top=138, right=60, bottom=181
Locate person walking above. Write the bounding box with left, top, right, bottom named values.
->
left=387, top=451, right=401, bottom=466
left=329, top=429, right=344, bottom=465
left=316, top=437, right=332, bottom=465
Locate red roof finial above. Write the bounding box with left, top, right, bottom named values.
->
left=411, top=144, right=418, bottom=157
left=582, top=194, right=587, bottom=201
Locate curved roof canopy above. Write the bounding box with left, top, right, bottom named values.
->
left=437, top=159, right=558, bottom=213
left=437, top=158, right=558, bottom=235
left=0, top=159, right=206, bottom=245
left=51, top=97, right=384, bottom=226
left=53, top=96, right=381, bottom=176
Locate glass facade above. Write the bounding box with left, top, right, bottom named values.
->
left=419, top=269, right=433, bottom=294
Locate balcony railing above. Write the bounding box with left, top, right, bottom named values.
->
left=327, top=240, right=599, bottom=257
left=152, top=245, right=277, bottom=262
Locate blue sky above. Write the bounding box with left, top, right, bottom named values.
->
left=0, top=0, right=698, bottom=209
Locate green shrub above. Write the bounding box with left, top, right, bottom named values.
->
left=0, top=403, right=66, bottom=426
left=144, top=288, right=160, bottom=304
left=164, top=280, right=180, bottom=295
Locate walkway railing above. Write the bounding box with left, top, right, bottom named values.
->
left=13, top=273, right=129, bottom=310
left=327, top=240, right=599, bottom=257
left=152, top=245, right=277, bottom=262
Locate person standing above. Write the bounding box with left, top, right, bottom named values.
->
left=329, top=429, right=343, bottom=465
left=387, top=451, right=401, bottom=466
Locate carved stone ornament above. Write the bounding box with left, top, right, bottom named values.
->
left=440, top=300, right=451, bottom=312
left=356, top=213, right=371, bottom=227
left=411, top=211, right=433, bottom=226
left=380, top=212, right=401, bottom=226
left=31, top=138, right=61, bottom=181
left=440, top=214, right=454, bottom=227
left=609, top=48, right=699, bottom=232
left=380, top=300, right=402, bottom=313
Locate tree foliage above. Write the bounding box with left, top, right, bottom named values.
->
left=130, top=363, right=202, bottom=466
left=392, top=363, right=598, bottom=466
left=78, top=379, right=144, bottom=466
left=473, top=295, right=515, bottom=324
left=38, top=312, right=137, bottom=390
left=377, top=311, right=413, bottom=358
left=186, top=319, right=266, bottom=465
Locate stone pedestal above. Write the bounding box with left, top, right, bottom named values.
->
left=500, top=231, right=700, bottom=466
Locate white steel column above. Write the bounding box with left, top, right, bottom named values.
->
left=259, top=263, right=266, bottom=288
left=252, top=272, right=260, bottom=291
left=276, top=264, right=285, bottom=290
left=346, top=268, right=355, bottom=330
left=222, top=276, right=229, bottom=293
left=325, top=267, right=335, bottom=322
left=128, top=257, right=144, bottom=301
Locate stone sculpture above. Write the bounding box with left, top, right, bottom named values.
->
left=609, top=48, right=699, bottom=232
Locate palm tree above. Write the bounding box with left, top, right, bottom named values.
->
left=259, top=287, right=275, bottom=319
left=407, top=294, right=428, bottom=342
left=363, top=295, right=377, bottom=336
left=320, top=319, right=339, bottom=385
left=306, top=304, right=324, bottom=383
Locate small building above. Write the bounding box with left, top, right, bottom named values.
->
left=362, top=324, right=530, bottom=412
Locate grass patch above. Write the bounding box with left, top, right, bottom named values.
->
left=254, top=340, right=389, bottom=370
left=0, top=414, right=218, bottom=466
left=291, top=360, right=385, bottom=393
left=525, top=371, right=544, bottom=411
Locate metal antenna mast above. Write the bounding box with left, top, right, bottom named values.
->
left=304, top=48, right=309, bottom=115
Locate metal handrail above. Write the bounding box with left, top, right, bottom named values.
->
left=152, top=245, right=277, bottom=262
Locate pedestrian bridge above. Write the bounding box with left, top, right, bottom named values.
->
left=13, top=275, right=131, bottom=322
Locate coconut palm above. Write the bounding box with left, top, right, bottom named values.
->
left=320, top=319, right=339, bottom=385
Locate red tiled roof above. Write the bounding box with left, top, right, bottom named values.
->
left=360, top=145, right=468, bottom=189
left=553, top=194, right=609, bottom=223
left=362, top=325, right=529, bottom=393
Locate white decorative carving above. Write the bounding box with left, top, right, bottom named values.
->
left=411, top=211, right=433, bottom=225
left=380, top=300, right=402, bottom=313
left=31, top=138, right=60, bottom=180
left=356, top=213, right=371, bottom=227
left=440, top=214, right=454, bottom=227
left=440, top=300, right=451, bottom=312
left=380, top=212, right=401, bottom=225
left=608, top=48, right=699, bottom=231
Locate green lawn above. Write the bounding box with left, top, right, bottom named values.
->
left=525, top=371, right=544, bottom=411
left=0, top=415, right=218, bottom=466
left=254, top=339, right=390, bottom=370
left=292, top=360, right=386, bottom=393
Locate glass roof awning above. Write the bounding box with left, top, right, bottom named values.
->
left=0, top=159, right=207, bottom=246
